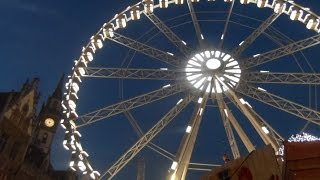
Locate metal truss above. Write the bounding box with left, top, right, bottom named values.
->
left=242, top=34, right=320, bottom=69
left=216, top=92, right=240, bottom=159
left=237, top=84, right=320, bottom=126
left=216, top=77, right=279, bottom=150
left=244, top=71, right=320, bottom=85
left=77, top=83, right=187, bottom=128
left=220, top=98, right=255, bottom=153
left=124, top=111, right=175, bottom=161
left=219, top=0, right=235, bottom=49
left=233, top=13, right=280, bottom=57
left=187, top=0, right=205, bottom=48
left=171, top=85, right=209, bottom=180
left=101, top=94, right=194, bottom=179
left=144, top=12, right=193, bottom=56
left=188, top=162, right=221, bottom=172
left=245, top=107, right=284, bottom=148
left=107, top=33, right=181, bottom=67
left=83, top=67, right=182, bottom=80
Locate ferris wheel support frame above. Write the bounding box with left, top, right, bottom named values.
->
left=168, top=84, right=210, bottom=180
left=233, top=12, right=281, bottom=58
left=216, top=90, right=241, bottom=159
left=144, top=12, right=193, bottom=56
left=216, top=77, right=279, bottom=151
left=101, top=93, right=194, bottom=179
left=61, top=0, right=320, bottom=179
left=219, top=97, right=256, bottom=153
left=237, top=83, right=320, bottom=126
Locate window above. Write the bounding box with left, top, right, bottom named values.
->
left=0, top=133, right=8, bottom=153
left=9, top=142, right=21, bottom=160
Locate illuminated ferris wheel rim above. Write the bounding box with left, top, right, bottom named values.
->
left=61, top=0, right=320, bottom=179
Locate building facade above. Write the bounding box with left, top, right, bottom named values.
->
left=0, top=77, right=76, bottom=180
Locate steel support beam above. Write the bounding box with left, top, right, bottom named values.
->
left=237, top=84, right=320, bottom=126
left=101, top=94, right=194, bottom=179
left=169, top=85, right=210, bottom=180
left=124, top=111, right=175, bottom=160
left=242, top=34, right=320, bottom=69
left=216, top=77, right=278, bottom=150
left=144, top=12, right=193, bottom=56
left=244, top=71, right=320, bottom=85
left=187, top=0, right=205, bottom=48
left=216, top=90, right=240, bottom=159
left=83, top=67, right=182, bottom=80
left=220, top=98, right=256, bottom=153
left=77, top=83, right=187, bottom=128
left=245, top=107, right=284, bottom=148
left=219, top=0, right=235, bottom=49
left=233, top=13, right=280, bottom=57
left=107, top=33, right=181, bottom=67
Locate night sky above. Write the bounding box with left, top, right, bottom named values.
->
left=1, top=0, right=320, bottom=179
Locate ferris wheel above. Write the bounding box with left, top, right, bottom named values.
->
left=61, top=0, right=320, bottom=179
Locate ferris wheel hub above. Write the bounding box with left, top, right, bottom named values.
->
left=185, top=50, right=241, bottom=93
left=206, top=58, right=221, bottom=70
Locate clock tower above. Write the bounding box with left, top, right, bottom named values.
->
left=34, top=75, right=64, bottom=153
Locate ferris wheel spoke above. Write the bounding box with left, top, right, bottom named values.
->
left=232, top=13, right=281, bottom=58
left=187, top=0, right=205, bottom=48
left=244, top=71, right=320, bottom=85
left=124, top=111, right=175, bottom=160
left=107, top=32, right=181, bottom=67
left=218, top=93, right=256, bottom=153
left=241, top=34, right=320, bottom=69
left=216, top=77, right=282, bottom=151
left=83, top=67, right=183, bottom=80
left=76, top=83, right=187, bottom=128
left=237, top=83, right=320, bottom=126
left=101, top=94, right=194, bottom=179
left=216, top=87, right=241, bottom=159
left=218, top=0, right=235, bottom=49
left=144, top=12, right=193, bottom=56
left=168, top=83, right=210, bottom=180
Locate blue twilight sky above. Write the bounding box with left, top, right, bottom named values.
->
left=1, top=0, right=320, bottom=179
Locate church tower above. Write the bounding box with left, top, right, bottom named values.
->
left=34, top=75, right=64, bottom=153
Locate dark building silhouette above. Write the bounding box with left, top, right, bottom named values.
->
left=0, top=77, right=76, bottom=180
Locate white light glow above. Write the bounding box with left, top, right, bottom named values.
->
left=198, top=97, right=203, bottom=104
left=163, top=84, right=171, bottom=88
left=170, top=161, right=178, bottom=170
left=78, top=161, right=87, bottom=171
left=176, top=99, right=183, bottom=105
left=215, top=80, right=223, bottom=93
left=226, top=61, right=238, bottom=67
left=186, top=50, right=241, bottom=93
left=277, top=133, right=320, bottom=156
left=222, top=54, right=231, bottom=61
left=258, top=87, right=267, bottom=92
left=186, top=126, right=192, bottom=133
left=167, top=52, right=174, bottom=56
left=206, top=58, right=221, bottom=69
left=199, top=108, right=204, bottom=115
left=224, top=109, right=228, bottom=117
left=262, top=126, right=270, bottom=134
